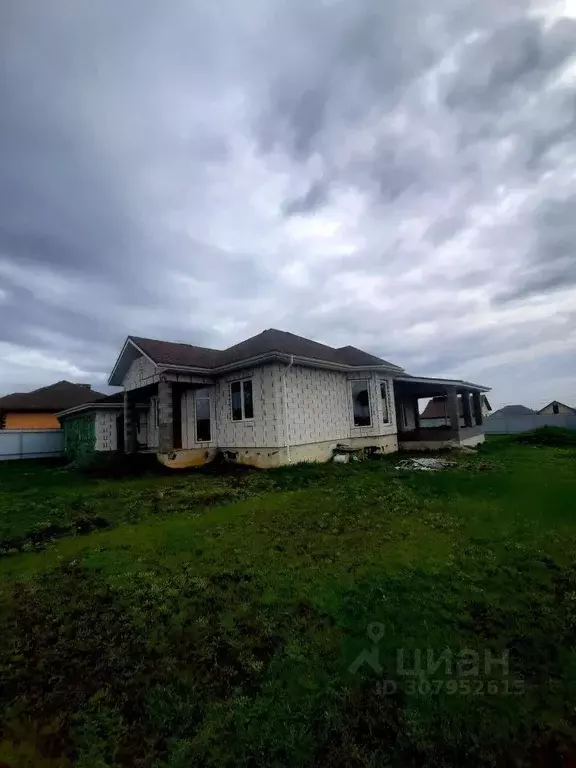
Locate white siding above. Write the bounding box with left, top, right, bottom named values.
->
left=214, top=364, right=283, bottom=449
left=279, top=365, right=397, bottom=448
left=539, top=402, right=575, bottom=415
left=124, top=361, right=399, bottom=457
left=95, top=411, right=118, bottom=451
left=123, top=355, right=158, bottom=391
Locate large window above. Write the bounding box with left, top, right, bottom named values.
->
left=195, top=388, right=211, bottom=442
left=380, top=381, right=390, bottom=423
left=351, top=380, right=371, bottom=426
left=230, top=379, right=254, bottom=421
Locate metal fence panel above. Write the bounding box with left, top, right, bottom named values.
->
left=0, top=429, right=64, bottom=460
left=485, top=414, right=576, bottom=435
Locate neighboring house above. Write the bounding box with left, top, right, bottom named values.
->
left=0, top=381, right=106, bottom=430
left=538, top=401, right=576, bottom=416
left=87, top=328, right=490, bottom=469
left=57, top=393, right=149, bottom=460
left=489, top=405, right=536, bottom=419
left=420, top=395, right=492, bottom=428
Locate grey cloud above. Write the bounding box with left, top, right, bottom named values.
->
left=444, top=18, right=576, bottom=112
left=495, top=197, right=576, bottom=303
left=281, top=181, right=330, bottom=216
left=1, top=0, right=575, bottom=410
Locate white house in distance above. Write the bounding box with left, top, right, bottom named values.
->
left=538, top=401, right=576, bottom=416
left=59, top=329, right=490, bottom=468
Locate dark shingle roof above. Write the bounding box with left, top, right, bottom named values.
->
left=421, top=394, right=491, bottom=419
left=0, top=381, right=106, bottom=413
left=421, top=396, right=455, bottom=419
left=489, top=404, right=536, bottom=418
left=128, top=329, right=401, bottom=371
left=130, top=337, right=220, bottom=368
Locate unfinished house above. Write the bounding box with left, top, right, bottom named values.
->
left=105, top=329, right=490, bottom=468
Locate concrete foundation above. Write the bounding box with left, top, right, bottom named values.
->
left=157, top=447, right=219, bottom=469
left=156, top=434, right=399, bottom=469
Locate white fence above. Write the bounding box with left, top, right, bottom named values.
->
left=485, top=414, right=576, bottom=435
left=0, top=429, right=64, bottom=460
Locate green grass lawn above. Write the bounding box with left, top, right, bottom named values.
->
left=1, top=438, right=575, bottom=767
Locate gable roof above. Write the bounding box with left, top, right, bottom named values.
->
left=0, top=381, right=106, bottom=413
left=489, top=404, right=536, bottom=418
left=129, top=337, right=221, bottom=369
left=538, top=401, right=576, bottom=414
left=421, top=394, right=491, bottom=419
left=216, top=329, right=401, bottom=369
left=110, top=329, right=404, bottom=384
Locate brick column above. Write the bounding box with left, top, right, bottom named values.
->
left=123, top=391, right=137, bottom=453
left=472, top=392, right=483, bottom=426
left=158, top=380, right=174, bottom=454
left=445, top=388, right=460, bottom=435
left=461, top=391, right=474, bottom=428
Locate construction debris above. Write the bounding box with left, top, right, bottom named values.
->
left=446, top=440, right=478, bottom=454
left=396, top=457, right=457, bottom=471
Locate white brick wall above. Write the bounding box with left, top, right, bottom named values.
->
left=124, top=355, right=158, bottom=391
left=121, top=360, right=399, bottom=456
left=175, top=364, right=397, bottom=451
left=95, top=411, right=118, bottom=451
left=215, top=364, right=283, bottom=448
left=280, top=365, right=397, bottom=447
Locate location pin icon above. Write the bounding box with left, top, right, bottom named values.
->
left=367, top=622, right=384, bottom=643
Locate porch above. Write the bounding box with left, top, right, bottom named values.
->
left=122, top=373, right=214, bottom=464
left=393, top=375, right=488, bottom=451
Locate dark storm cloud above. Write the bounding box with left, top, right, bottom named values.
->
left=444, top=17, right=576, bottom=112
left=281, top=181, right=331, bottom=217
left=0, top=0, right=575, bottom=408
left=495, top=196, right=576, bottom=303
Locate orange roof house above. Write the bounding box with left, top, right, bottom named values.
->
left=0, top=381, right=106, bottom=430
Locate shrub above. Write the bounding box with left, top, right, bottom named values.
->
left=514, top=426, right=576, bottom=447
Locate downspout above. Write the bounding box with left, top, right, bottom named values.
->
left=283, top=355, right=294, bottom=463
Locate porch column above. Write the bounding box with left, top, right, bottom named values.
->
left=461, top=391, right=474, bottom=428
left=123, top=391, right=137, bottom=453
left=158, top=380, right=174, bottom=454
left=412, top=396, right=421, bottom=431
left=472, top=391, right=483, bottom=426
left=445, top=388, right=461, bottom=435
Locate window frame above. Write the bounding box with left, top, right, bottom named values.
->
left=195, top=388, right=212, bottom=443
left=380, top=380, right=391, bottom=424
left=350, top=379, right=372, bottom=427
left=229, top=378, right=255, bottom=422
left=152, top=397, right=159, bottom=429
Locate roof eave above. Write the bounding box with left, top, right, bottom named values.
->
left=211, top=351, right=403, bottom=374
left=56, top=402, right=124, bottom=418
left=154, top=351, right=403, bottom=375
left=108, top=337, right=159, bottom=386
left=394, top=374, right=491, bottom=392
left=57, top=400, right=149, bottom=419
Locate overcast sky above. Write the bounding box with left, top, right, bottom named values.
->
left=1, top=0, right=575, bottom=409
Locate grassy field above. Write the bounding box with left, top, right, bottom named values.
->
left=0, top=436, right=575, bottom=767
